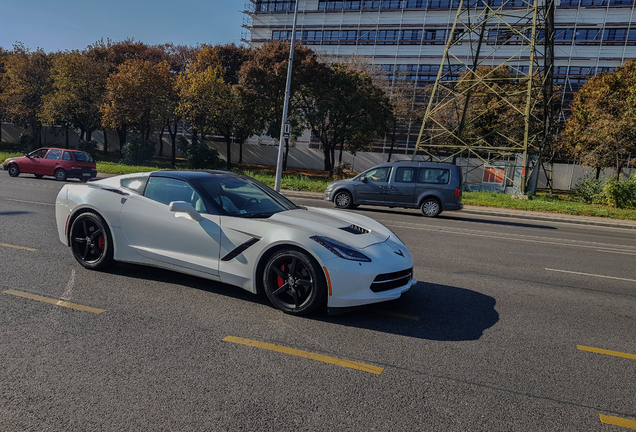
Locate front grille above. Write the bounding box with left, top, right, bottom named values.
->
left=339, top=224, right=370, bottom=235
left=370, top=268, right=412, bottom=292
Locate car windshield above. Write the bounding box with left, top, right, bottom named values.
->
left=195, top=176, right=298, bottom=218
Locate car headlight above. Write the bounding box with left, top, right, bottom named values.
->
left=310, top=235, right=371, bottom=262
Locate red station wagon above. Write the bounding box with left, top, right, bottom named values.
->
left=3, top=148, right=97, bottom=182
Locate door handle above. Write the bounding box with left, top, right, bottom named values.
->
left=389, top=186, right=396, bottom=190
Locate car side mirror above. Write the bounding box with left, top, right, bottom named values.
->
left=360, top=176, right=368, bottom=183
left=25, top=154, right=31, bottom=158
left=169, top=201, right=203, bottom=221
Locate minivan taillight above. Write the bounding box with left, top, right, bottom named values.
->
left=455, top=187, right=460, bottom=198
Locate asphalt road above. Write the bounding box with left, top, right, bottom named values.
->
left=1, top=175, right=635, bottom=431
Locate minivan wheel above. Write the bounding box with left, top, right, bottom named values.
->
left=421, top=198, right=441, bottom=217
left=54, top=168, right=67, bottom=181
left=334, top=190, right=354, bottom=209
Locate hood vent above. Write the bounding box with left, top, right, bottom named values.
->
left=340, top=224, right=370, bottom=235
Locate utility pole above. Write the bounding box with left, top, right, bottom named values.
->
left=274, top=0, right=300, bottom=192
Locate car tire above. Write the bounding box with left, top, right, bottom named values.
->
left=79, top=177, right=89, bottom=183
left=8, top=164, right=20, bottom=177
left=34, top=174, right=44, bottom=179
left=69, top=212, right=114, bottom=270
left=420, top=197, right=442, bottom=217
left=263, top=249, right=326, bottom=315
left=333, top=190, right=354, bottom=209
left=54, top=169, right=67, bottom=181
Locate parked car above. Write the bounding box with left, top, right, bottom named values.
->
left=325, top=161, right=463, bottom=217
left=3, top=147, right=97, bottom=182
left=55, top=170, right=415, bottom=315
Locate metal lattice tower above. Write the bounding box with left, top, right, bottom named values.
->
left=413, top=0, right=556, bottom=194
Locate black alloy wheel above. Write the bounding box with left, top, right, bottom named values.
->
left=263, top=249, right=326, bottom=315
left=69, top=212, right=114, bottom=270
left=8, top=164, right=19, bottom=177
left=420, top=197, right=441, bottom=217
left=54, top=168, right=67, bottom=181
left=334, top=190, right=354, bottom=209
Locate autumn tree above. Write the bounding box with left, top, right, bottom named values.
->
left=298, top=63, right=391, bottom=176
left=0, top=47, right=8, bottom=143
left=561, top=60, right=636, bottom=179
left=239, top=41, right=321, bottom=167
left=101, top=59, right=174, bottom=155
left=39, top=51, right=109, bottom=148
left=0, top=44, right=52, bottom=148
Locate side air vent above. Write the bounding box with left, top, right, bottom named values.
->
left=339, top=224, right=370, bottom=235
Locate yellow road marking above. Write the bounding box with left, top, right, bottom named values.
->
left=0, top=243, right=37, bottom=252
left=577, top=345, right=636, bottom=360
left=223, top=336, right=384, bottom=375
left=370, top=310, right=420, bottom=321
left=2, top=290, right=106, bottom=314
left=600, top=414, right=636, bottom=429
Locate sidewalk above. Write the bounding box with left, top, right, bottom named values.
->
left=280, top=189, right=636, bottom=230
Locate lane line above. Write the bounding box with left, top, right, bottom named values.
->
left=577, top=345, right=636, bottom=361
left=0, top=243, right=37, bottom=252
left=598, top=249, right=636, bottom=256
left=546, top=268, right=636, bottom=283
left=370, top=310, right=420, bottom=321
left=2, top=290, right=106, bottom=314
left=600, top=414, right=636, bottom=429
left=5, top=198, right=54, bottom=206
left=384, top=222, right=636, bottom=253
left=223, top=336, right=384, bottom=375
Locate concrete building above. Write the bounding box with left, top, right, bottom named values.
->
left=243, top=0, right=636, bottom=152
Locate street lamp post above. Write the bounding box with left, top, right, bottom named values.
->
left=274, top=0, right=300, bottom=192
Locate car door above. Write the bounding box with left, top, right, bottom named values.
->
left=40, top=149, right=63, bottom=176
left=20, top=148, right=49, bottom=174
left=119, top=176, right=221, bottom=276
left=355, top=167, right=391, bottom=203
left=416, top=167, right=452, bottom=203
left=386, top=166, right=417, bottom=205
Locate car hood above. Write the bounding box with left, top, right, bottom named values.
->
left=268, top=207, right=391, bottom=249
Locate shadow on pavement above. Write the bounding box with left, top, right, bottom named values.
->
left=324, top=282, right=499, bottom=341
left=107, top=265, right=498, bottom=341
left=442, top=214, right=558, bottom=230
left=0, top=211, right=33, bottom=216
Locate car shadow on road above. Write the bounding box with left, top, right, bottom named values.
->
left=325, top=282, right=499, bottom=341
left=0, top=211, right=33, bottom=216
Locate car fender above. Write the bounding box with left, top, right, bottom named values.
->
left=331, top=186, right=356, bottom=203
left=417, top=191, right=445, bottom=209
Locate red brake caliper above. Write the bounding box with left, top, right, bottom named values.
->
left=97, top=235, right=105, bottom=251
left=277, top=265, right=286, bottom=288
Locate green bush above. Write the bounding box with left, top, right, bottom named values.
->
left=600, top=174, right=636, bottom=209
left=177, top=136, right=220, bottom=169
left=76, top=139, right=99, bottom=160
left=120, top=135, right=155, bottom=166
left=573, top=176, right=604, bottom=204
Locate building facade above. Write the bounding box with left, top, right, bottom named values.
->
left=244, top=0, right=636, bottom=152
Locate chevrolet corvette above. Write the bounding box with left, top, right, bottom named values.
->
left=55, top=171, right=415, bottom=315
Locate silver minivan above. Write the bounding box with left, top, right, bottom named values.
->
left=324, top=161, right=463, bottom=217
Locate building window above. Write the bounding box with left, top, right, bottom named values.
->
left=256, top=0, right=296, bottom=11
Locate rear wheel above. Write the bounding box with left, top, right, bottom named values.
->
left=54, top=168, right=67, bottom=181
left=8, top=164, right=19, bottom=177
left=34, top=174, right=44, bottom=179
left=69, top=212, right=114, bottom=270
left=333, top=190, right=354, bottom=209
left=79, top=177, right=89, bottom=183
left=263, top=249, right=326, bottom=315
left=420, top=197, right=442, bottom=217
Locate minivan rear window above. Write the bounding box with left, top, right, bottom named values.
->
left=73, top=152, right=93, bottom=162
left=418, top=169, right=450, bottom=184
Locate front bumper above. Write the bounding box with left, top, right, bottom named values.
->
left=324, top=189, right=334, bottom=201
left=324, top=238, right=415, bottom=308
left=2, top=162, right=9, bottom=171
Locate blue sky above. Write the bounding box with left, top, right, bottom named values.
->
left=0, top=0, right=246, bottom=52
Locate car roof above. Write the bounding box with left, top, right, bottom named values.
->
left=149, top=170, right=242, bottom=181
left=34, top=147, right=88, bottom=153
left=372, top=160, right=458, bottom=168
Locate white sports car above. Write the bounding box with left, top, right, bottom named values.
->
left=55, top=171, right=415, bottom=315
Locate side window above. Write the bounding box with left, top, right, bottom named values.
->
left=30, top=149, right=48, bottom=158
left=73, top=152, right=93, bottom=162
left=45, top=149, right=63, bottom=160
left=62, top=151, right=73, bottom=161
left=365, top=167, right=391, bottom=183
left=121, top=177, right=148, bottom=194
left=418, top=169, right=450, bottom=184
left=144, top=177, right=207, bottom=213
left=395, top=167, right=416, bottom=183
